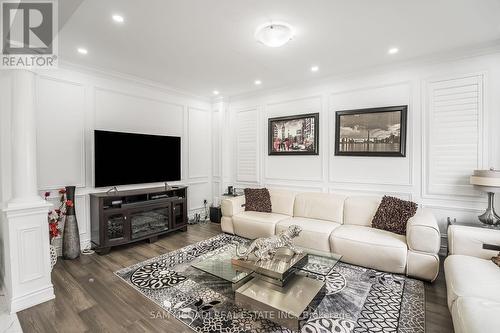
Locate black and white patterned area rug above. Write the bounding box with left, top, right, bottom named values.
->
left=115, top=234, right=424, bottom=333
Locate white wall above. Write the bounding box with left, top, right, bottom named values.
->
left=225, top=52, right=500, bottom=238
left=13, top=65, right=214, bottom=249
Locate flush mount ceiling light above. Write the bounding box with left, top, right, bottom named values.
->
left=213, top=90, right=220, bottom=95
left=77, top=47, right=88, bottom=55
left=112, top=14, right=124, bottom=23
left=255, top=22, right=294, bottom=48
left=388, top=47, right=399, bottom=55
left=254, top=80, right=262, bottom=85
left=310, top=65, right=319, bottom=72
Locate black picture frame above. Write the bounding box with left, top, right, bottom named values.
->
left=268, top=113, right=319, bottom=155
left=334, top=105, right=407, bottom=157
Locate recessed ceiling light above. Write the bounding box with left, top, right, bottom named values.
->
left=255, top=21, right=294, bottom=48
left=254, top=80, right=262, bottom=85
left=388, top=47, right=399, bottom=55
left=77, top=47, right=88, bottom=55
left=311, top=66, right=319, bottom=72
left=112, top=14, right=124, bottom=23
left=213, top=90, right=220, bottom=95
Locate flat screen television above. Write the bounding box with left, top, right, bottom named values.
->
left=94, top=130, right=181, bottom=187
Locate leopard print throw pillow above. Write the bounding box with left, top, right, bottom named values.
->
left=371, top=196, right=418, bottom=235
left=492, top=253, right=500, bottom=267
left=244, top=188, right=272, bottom=213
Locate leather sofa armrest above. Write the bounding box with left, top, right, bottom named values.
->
left=221, top=196, right=245, bottom=217
left=406, top=208, right=441, bottom=254
left=448, top=224, right=500, bottom=259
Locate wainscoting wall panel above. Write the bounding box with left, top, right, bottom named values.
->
left=36, top=76, right=86, bottom=190
left=264, top=96, right=323, bottom=182
left=94, top=88, right=184, bottom=136
left=188, top=107, right=211, bottom=179
left=329, top=82, right=412, bottom=186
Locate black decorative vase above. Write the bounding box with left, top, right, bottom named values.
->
left=62, top=186, right=81, bottom=260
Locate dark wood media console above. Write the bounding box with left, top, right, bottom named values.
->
left=90, top=186, right=188, bottom=254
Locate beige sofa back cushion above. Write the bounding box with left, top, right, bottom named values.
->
left=343, top=195, right=381, bottom=226
left=269, top=189, right=296, bottom=216
left=293, top=192, right=346, bottom=223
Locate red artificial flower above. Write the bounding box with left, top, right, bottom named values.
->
left=58, top=188, right=66, bottom=194
left=44, top=191, right=51, bottom=198
left=66, top=199, right=74, bottom=207
left=49, top=222, right=59, bottom=238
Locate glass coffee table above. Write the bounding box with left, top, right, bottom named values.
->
left=190, top=244, right=254, bottom=290
left=191, top=242, right=342, bottom=330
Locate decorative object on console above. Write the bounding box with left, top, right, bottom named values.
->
left=243, top=188, right=272, bottom=212
left=234, top=225, right=303, bottom=261
left=335, top=105, right=407, bottom=157
left=470, top=168, right=500, bottom=225
left=62, top=186, right=81, bottom=260
left=268, top=113, right=319, bottom=155
left=45, top=188, right=74, bottom=266
left=372, top=195, right=418, bottom=235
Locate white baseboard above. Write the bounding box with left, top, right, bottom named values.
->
left=10, top=285, right=54, bottom=314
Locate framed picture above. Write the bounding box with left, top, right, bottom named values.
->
left=334, top=105, right=407, bottom=157
left=268, top=113, right=319, bottom=155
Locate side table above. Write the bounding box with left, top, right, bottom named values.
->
left=209, top=206, right=222, bottom=223
left=447, top=217, right=500, bottom=252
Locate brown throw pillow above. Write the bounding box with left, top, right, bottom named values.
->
left=371, top=196, right=418, bottom=235
left=244, top=188, right=272, bottom=213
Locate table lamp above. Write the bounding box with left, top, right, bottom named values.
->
left=470, top=168, right=500, bottom=225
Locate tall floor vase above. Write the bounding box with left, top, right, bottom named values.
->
left=62, top=186, right=81, bottom=259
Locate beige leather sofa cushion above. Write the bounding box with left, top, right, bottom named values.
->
left=276, top=217, right=341, bottom=252
left=406, top=250, right=439, bottom=282
left=268, top=189, right=296, bottom=216
left=330, top=225, right=407, bottom=274
left=343, top=196, right=381, bottom=227
left=406, top=208, right=440, bottom=254
left=452, top=297, right=500, bottom=333
left=444, top=255, right=500, bottom=309
left=221, top=195, right=245, bottom=217
left=232, top=211, right=289, bottom=239
left=448, top=225, right=500, bottom=259
left=294, top=192, right=346, bottom=223
left=221, top=216, right=234, bottom=234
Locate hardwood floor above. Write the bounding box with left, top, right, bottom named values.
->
left=18, top=223, right=454, bottom=332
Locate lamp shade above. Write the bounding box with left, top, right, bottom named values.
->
left=470, top=169, right=500, bottom=192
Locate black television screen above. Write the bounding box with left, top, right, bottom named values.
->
left=94, top=130, right=181, bottom=187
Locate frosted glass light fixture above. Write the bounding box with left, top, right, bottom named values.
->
left=255, top=22, right=294, bottom=48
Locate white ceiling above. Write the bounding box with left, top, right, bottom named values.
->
left=59, top=0, right=500, bottom=98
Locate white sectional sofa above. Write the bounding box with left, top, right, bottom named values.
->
left=445, top=225, right=500, bottom=333
left=221, top=189, right=441, bottom=281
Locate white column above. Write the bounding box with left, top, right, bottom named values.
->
left=1, top=70, right=54, bottom=313
left=8, top=70, right=43, bottom=205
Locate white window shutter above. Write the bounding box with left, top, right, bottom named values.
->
left=426, top=74, right=484, bottom=197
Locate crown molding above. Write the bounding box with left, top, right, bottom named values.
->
left=54, top=60, right=211, bottom=102
left=228, top=39, right=500, bottom=102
